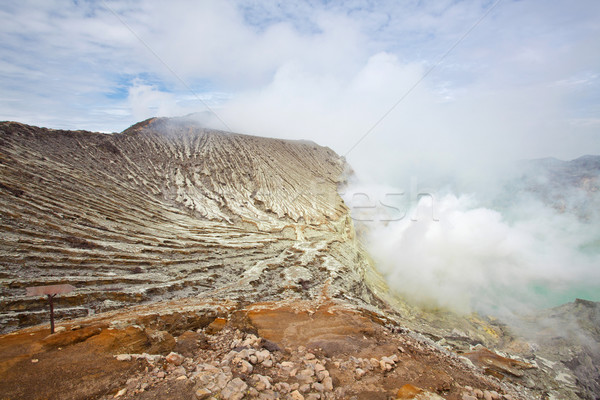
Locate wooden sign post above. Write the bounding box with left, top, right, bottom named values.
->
left=26, top=284, right=76, bottom=334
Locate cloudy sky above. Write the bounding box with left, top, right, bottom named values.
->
left=1, top=0, right=599, bottom=180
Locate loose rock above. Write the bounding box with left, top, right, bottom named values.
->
left=165, top=352, right=185, bottom=366
left=221, top=377, right=247, bottom=400
left=290, top=390, right=305, bottom=400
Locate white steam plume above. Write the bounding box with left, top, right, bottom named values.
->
left=343, top=175, right=600, bottom=317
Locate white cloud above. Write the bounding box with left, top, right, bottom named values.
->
left=0, top=1, right=597, bottom=149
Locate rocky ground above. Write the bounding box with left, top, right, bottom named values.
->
left=0, top=297, right=532, bottom=400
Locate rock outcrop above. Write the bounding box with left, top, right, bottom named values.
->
left=0, top=117, right=381, bottom=331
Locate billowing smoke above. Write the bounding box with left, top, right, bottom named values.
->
left=343, top=158, right=600, bottom=317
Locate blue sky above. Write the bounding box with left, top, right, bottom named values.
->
left=1, top=0, right=599, bottom=179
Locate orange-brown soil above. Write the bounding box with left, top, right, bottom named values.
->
left=0, top=299, right=513, bottom=400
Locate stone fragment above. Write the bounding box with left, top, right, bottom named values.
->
left=473, top=389, right=483, bottom=398
left=259, top=390, right=278, bottom=400
left=114, top=388, right=126, bottom=398
left=253, top=374, right=271, bottom=391
left=279, top=361, right=294, bottom=375
left=206, top=318, right=227, bottom=334
left=483, top=390, right=493, bottom=400
left=275, top=382, right=291, bottom=394
left=355, top=368, right=366, bottom=379
left=299, top=383, right=311, bottom=393
left=166, top=352, right=185, bottom=366
left=255, top=349, right=270, bottom=363
left=316, top=369, right=329, bottom=382
left=290, top=390, right=305, bottom=400
left=215, top=372, right=232, bottom=390
left=462, top=395, right=477, bottom=400
left=381, top=356, right=396, bottom=365
left=262, top=359, right=273, bottom=367
left=322, top=376, right=333, bottom=391
left=221, top=377, right=248, bottom=400
left=314, top=363, right=326, bottom=373
left=195, top=388, right=212, bottom=400
left=115, top=354, right=131, bottom=361
left=242, top=334, right=260, bottom=347
left=237, top=348, right=251, bottom=360
left=380, top=360, right=393, bottom=371
left=296, top=371, right=314, bottom=384
left=313, top=382, right=324, bottom=392
left=239, top=360, right=253, bottom=374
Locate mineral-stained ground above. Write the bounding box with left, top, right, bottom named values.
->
left=0, top=118, right=598, bottom=399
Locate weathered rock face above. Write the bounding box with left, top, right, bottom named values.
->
left=509, top=298, right=600, bottom=400
left=0, top=117, right=379, bottom=331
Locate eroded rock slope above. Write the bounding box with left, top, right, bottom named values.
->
left=0, top=117, right=380, bottom=331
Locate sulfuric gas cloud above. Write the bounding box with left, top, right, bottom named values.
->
left=343, top=157, right=600, bottom=317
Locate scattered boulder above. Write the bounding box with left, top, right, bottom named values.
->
left=464, top=347, right=535, bottom=378
left=290, top=390, right=305, bottom=400
left=166, top=352, right=185, bottom=366
left=220, top=377, right=247, bottom=400
left=175, top=330, right=206, bottom=357
left=195, top=387, right=212, bottom=399
left=206, top=318, right=227, bottom=335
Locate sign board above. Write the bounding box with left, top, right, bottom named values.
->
left=25, top=284, right=76, bottom=334
left=26, top=284, right=75, bottom=296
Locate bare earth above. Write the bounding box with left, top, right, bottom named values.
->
left=0, top=298, right=519, bottom=400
